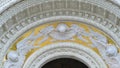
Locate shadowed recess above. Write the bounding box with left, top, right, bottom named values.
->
left=42, top=58, right=89, bottom=68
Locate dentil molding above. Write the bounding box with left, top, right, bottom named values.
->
left=0, top=0, right=120, bottom=68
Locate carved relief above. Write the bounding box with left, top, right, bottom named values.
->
left=0, top=0, right=120, bottom=68
left=1, top=1, right=120, bottom=58
left=3, top=22, right=119, bottom=68
left=90, top=31, right=120, bottom=68
left=4, top=33, right=39, bottom=68
left=27, top=23, right=91, bottom=41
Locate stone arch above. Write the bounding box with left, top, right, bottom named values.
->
left=0, top=0, right=120, bottom=68
left=23, top=42, right=107, bottom=68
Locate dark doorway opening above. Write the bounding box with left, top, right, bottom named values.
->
left=42, top=58, right=89, bottom=68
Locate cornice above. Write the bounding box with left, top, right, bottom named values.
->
left=0, top=0, right=21, bottom=14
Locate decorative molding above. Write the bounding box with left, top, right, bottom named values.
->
left=0, top=15, right=119, bottom=67
left=0, top=0, right=120, bottom=25
left=90, top=35, right=120, bottom=68
left=0, top=0, right=120, bottom=67
left=3, top=32, right=39, bottom=68
left=2, top=22, right=117, bottom=68
left=0, top=0, right=120, bottom=44
left=23, top=42, right=107, bottom=68
left=107, top=0, right=120, bottom=7
left=0, top=0, right=21, bottom=14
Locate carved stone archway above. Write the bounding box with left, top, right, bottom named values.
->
left=23, top=42, right=107, bottom=68
left=0, top=0, right=120, bottom=68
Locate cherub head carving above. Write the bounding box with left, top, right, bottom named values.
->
left=106, top=45, right=118, bottom=57
left=7, top=51, right=19, bottom=62
left=56, top=23, right=68, bottom=32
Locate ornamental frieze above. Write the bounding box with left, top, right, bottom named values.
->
left=3, top=22, right=119, bottom=68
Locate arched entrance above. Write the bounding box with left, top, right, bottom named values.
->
left=42, top=58, right=88, bottom=68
